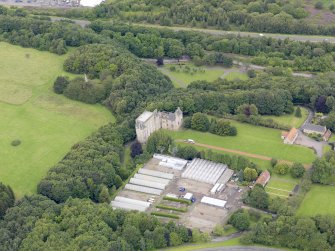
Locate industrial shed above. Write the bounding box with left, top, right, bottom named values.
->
left=201, top=196, right=227, bottom=208
left=138, top=168, right=174, bottom=179
left=111, top=201, right=147, bottom=212
left=182, top=158, right=230, bottom=185
left=134, top=174, right=170, bottom=185
left=125, top=184, right=162, bottom=195
left=129, top=178, right=166, bottom=190
left=154, top=154, right=188, bottom=170
left=114, top=196, right=151, bottom=208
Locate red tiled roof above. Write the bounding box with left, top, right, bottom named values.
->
left=255, top=170, right=271, bottom=187
left=286, top=127, right=298, bottom=143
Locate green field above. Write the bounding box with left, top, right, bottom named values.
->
left=158, top=63, right=248, bottom=88
left=0, top=42, right=113, bottom=197
left=166, top=120, right=316, bottom=164
left=263, top=107, right=308, bottom=128
left=296, top=185, right=335, bottom=216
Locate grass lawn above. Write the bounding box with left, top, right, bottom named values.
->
left=224, top=71, right=248, bottom=81
left=166, top=120, right=316, bottom=164
left=0, top=42, right=113, bottom=197
left=158, top=64, right=224, bottom=87
left=265, top=175, right=298, bottom=198
left=263, top=107, right=308, bottom=128
left=296, top=185, right=335, bottom=216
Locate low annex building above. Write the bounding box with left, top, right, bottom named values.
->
left=255, top=170, right=271, bottom=187
left=135, top=108, right=183, bottom=143
left=281, top=127, right=298, bottom=144
left=301, top=123, right=332, bottom=142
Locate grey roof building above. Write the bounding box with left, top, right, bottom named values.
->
left=302, top=123, right=327, bottom=135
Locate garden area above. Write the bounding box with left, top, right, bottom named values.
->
left=263, top=106, right=309, bottom=128
left=0, top=42, right=113, bottom=197
left=158, top=63, right=247, bottom=88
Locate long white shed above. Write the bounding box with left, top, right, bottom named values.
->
left=114, top=196, right=151, bottom=208
left=125, top=184, right=162, bottom=195
left=138, top=168, right=174, bottom=179
left=134, top=174, right=170, bottom=185
left=111, top=201, right=147, bottom=212
left=201, top=196, right=227, bottom=208
left=129, top=178, right=166, bottom=190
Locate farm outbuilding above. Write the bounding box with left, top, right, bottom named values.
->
left=124, top=184, right=162, bottom=195
left=129, top=178, right=167, bottom=190
left=134, top=173, right=170, bottom=185
left=153, top=154, right=188, bottom=170
left=138, top=168, right=174, bottom=180
left=114, top=196, right=151, bottom=208
left=111, top=201, right=148, bottom=212
left=201, top=196, right=227, bottom=208
left=182, top=158, right=232, bottom=185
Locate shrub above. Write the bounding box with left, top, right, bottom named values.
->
left=130, top=141, right=143, bottom=158
left=183, top=117, right=192, bottom=129
left=247, top=69, right=256, bottom=78
left=191, top=113, right=210, bottom=132
left=290, top=162, right=305, bottom=178
left=274, top=163, right=290, bottom=175
left=228, top=210, right=250, bottom=231
left=11, top=139, right=21, bottom=147
left=271, top=158, right=278, bottom=167
left=176, top=146, right=199, bottom=160
left=53, top=76, right=69, bottom=94
left=295, top=107, right=302, bottom=118
left=315, top=1, right=323, bottom=9
left=151, top=212, right=179, bottom=219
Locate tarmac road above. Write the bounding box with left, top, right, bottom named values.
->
left=195, top=246, right=284, bottom=251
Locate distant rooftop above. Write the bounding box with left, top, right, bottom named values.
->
left=136, top=111, right=153, bottom=123
left=302, top=123, right=326, bottom=133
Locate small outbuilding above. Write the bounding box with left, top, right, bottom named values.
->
left=255, top=170, right=271, bottom=187
left=281, top=127, right=298, bottom=144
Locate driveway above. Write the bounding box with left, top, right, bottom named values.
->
left=295, top=131, right=324, bottom=157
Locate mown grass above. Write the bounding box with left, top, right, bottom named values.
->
left=296, top=185, right=335, bottom=216
left=263, top=107, right=308, bottom=128
left=224, top=71, right=248, bottom=81
left=165, top=120, right=316, bottom=164
left=158, top=64, right=224, bottom=87
left=265, top=175, right=298, bottom=198
left=0, top=42, right=114, bottom=197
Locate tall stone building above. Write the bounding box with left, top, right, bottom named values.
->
left=136, top=108, right=183, bottom=143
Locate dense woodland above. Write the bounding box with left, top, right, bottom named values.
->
left=32, top=0, right=335, bottom=36
left=1, top=4, right=335, bottom=251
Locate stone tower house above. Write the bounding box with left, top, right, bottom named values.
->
left=135, top=107, right=183, bottom=143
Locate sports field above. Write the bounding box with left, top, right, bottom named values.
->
left=0, top=42, right=113, bottom=197
left=263, top=107, right=308, bottom=128
left=165, top=120, right=316, bottom=164
left=296, top=185, right=335, bottom=216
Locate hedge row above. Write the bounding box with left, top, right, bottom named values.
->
left=156, top=204, right=188, bottom=212
left=163, top=196, right=192, bottom=205
left=151, top=212, right=180, bottom=219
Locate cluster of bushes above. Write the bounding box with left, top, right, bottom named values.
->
left=184, top=113, right=237, bottom=136
left=169, top=65, right=206, bottom=75
left=270, top=159, right=306, bottom=178
left=151, top=212, right=180, bottom=219
left=311, top=152, right=335, bottom=184
left=242, top=214, right=335, bottom=250
left=0, top=183, right=15, bottom=219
